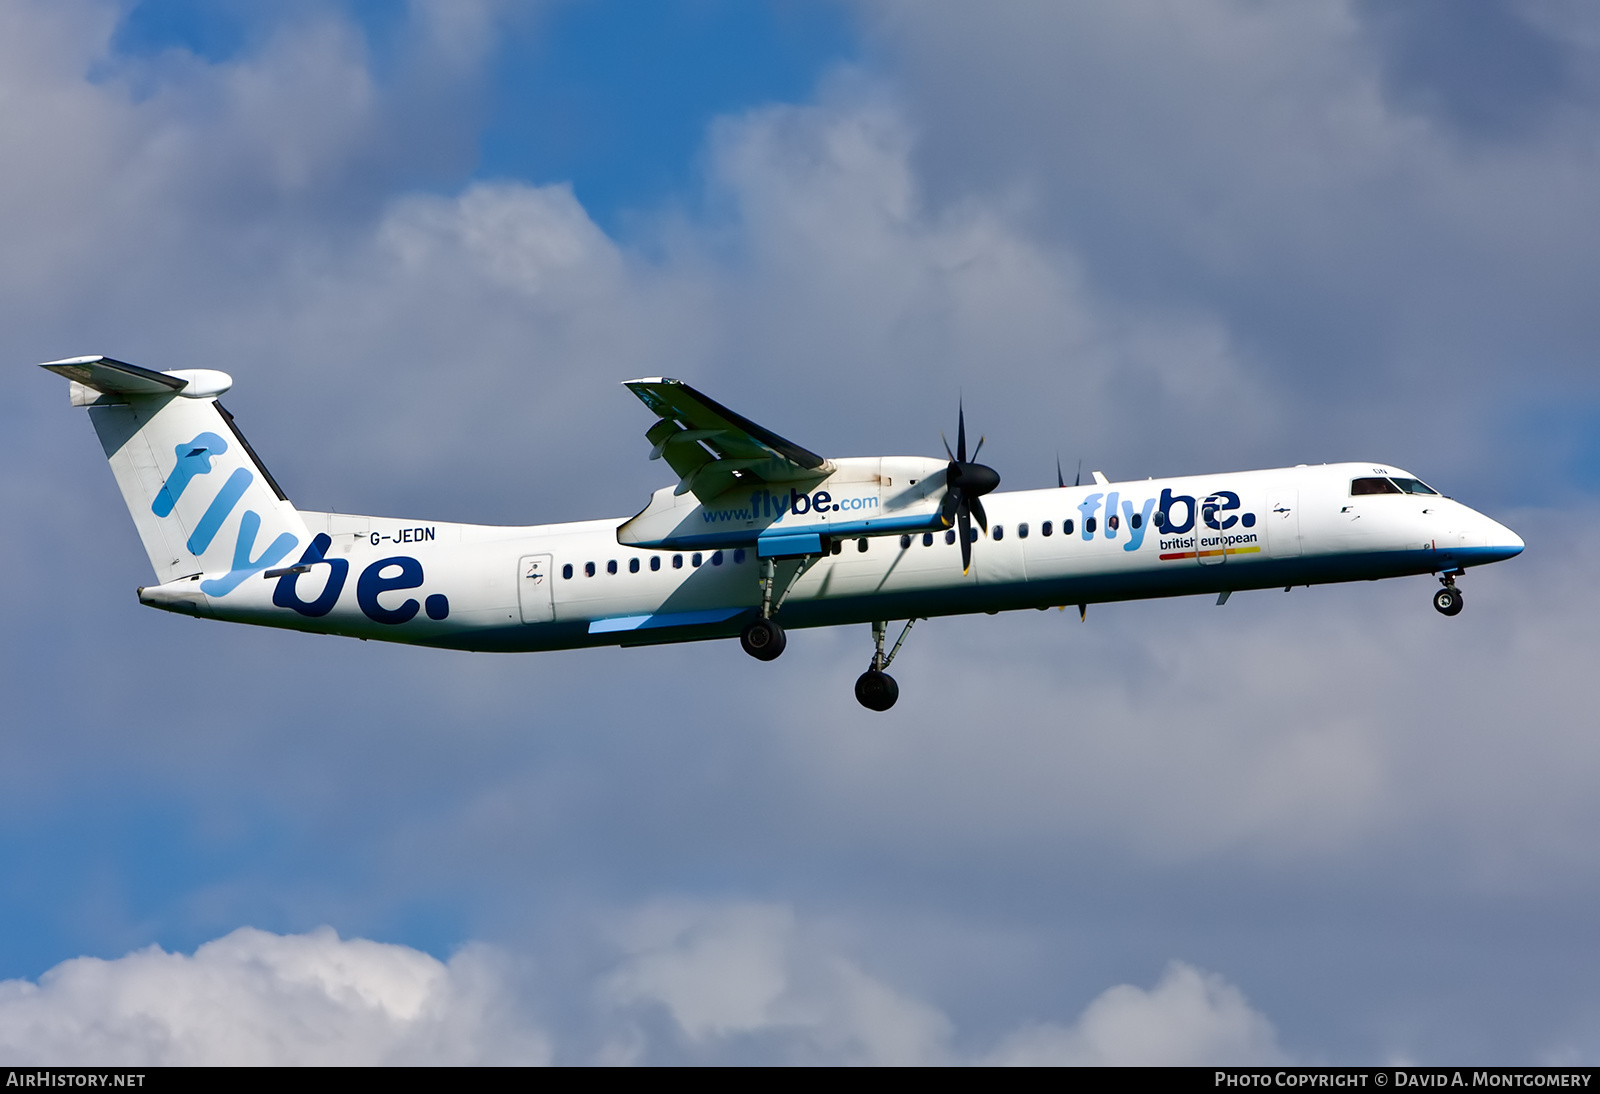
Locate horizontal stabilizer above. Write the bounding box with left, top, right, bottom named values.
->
left=41, top=356, right=234, bottom=406
left=42, top=356, right=186, bottom=396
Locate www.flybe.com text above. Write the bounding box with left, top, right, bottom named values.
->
left=702, top=488, right=880, bottom=523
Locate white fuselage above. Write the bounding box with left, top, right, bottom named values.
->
left=138, top=461, right=1524, bottom=652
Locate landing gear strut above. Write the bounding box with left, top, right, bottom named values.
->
left=855, top=619, right=916, bottom=711
left=1433, top=572, right=1464, bottom=617
left=740, top=554, right=820, bottom=661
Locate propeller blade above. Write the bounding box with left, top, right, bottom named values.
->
left=969, top=494, right=989, bottom=534
left=941, top=432, right=956, bottom=463
left=1057, top=454, right=1065, bottom=489
left=1075, top=459, right=1082, bottom=488
left=971, top=435, right=985, bottom=461
left=940, top=487, right=959, bottom=528
left=958, top=506, right=973, bottom=573
left=957, top=402, right=968, bottom=464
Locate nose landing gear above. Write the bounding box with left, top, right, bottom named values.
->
left=1433, top=573, right=1464, bottom=617
left=855, top=619, right=917, bottom=711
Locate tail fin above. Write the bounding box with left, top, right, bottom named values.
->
left=44, top=356, right=308, bottom=594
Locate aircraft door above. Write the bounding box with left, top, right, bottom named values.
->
left=1265, top=488, right=1301, bottom=558
left=518, top=554, right=555, bottom=624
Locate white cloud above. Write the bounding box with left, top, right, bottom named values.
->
left=0, top=915, right=1286, bottom=1066
left=601, top=901, right=952, bottom=1065
left=595, top=901, right=1287, bottom=1065
left=0, top=927, right=549, bottom=1065
left=985, top=962, right=1287, bottom=1067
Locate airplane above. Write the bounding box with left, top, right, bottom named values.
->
left=42, top=355, right=1524, bottom=711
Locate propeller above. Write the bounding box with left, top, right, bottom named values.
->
left=939, top=401, right=1001, bottom=574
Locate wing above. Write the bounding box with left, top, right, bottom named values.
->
left=625, top=377, right=831, bottom=502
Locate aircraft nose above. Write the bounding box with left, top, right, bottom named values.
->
left=1481, top=518, right=1525, bottom=563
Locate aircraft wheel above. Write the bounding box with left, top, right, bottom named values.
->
left=740, top=618, right=787, bottom=660
left=1433, top=586, right=1464, bottom=617
left=854, top=669, right=899, bottom=711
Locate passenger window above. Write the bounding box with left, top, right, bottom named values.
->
left=1086, top=517, right=1097, bottom=534
left=923, top=533, right=934, bottom=547
left=993, top=525, right=1004, bottom=541
left=1018, top=522, right=1029, bottom=539
left=1042, top=520, right=1053, bottom=537
left=562, top=564, right=573, bottom=579
left=900, top=535, right=911, bottom=549
left=629, top=558, right=640, bottom=573
left=1108, top=514, right=1119, bottom=531
left=1064, top=519, right=1074, bottom=535
left=585, top=562, right=596, bottom=577
left=945, top=530, right=956, bottom=545
left=651, top=556, right=661, bottom=571
left=857, top=537, right=868, bottom=553
left=831, top=540, right=843, bottom=555
left=733, top=548, right=746, bottom=563
left=607, top=560, right=618, bottom=575
left=692, top=552, right=703, bottom=567
left=673, top=554, right=683, bottom=569
left=1131, top=513, right=1141, bottom=529
left=969, top=527, right=978, bottom=543
left=1351, top=477, right=1402, bottom=495
left=712, top=551, right=723, bottom=566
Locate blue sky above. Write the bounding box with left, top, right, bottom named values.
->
left=111, top=0, right=860, bottom=232
left=3, top=0, right=1600, bottom=1065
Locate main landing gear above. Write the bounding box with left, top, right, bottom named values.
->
left=1433, top=572, right=1464, bottom=617
left=740, top=616, right=786, bottom=660
left=855, top=619, right=917, bottom=712
left=738, top=555, right=918, bottom=711
left=740, top=555, right=820, bottom=662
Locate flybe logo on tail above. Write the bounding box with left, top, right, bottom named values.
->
left=152, top=432, right=450, bottom=623
left=155, top=432, right=298, bottom=596
left=152, top=432, right=228, bottom=517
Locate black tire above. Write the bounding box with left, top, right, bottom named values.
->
left=854, top=669, right=899, bottom=711
left=1433, top=587, right=1464, bottom=617
left=740, top=618, right=787, bottom=660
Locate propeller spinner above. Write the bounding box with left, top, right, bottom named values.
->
left=940, top=402, right=1001, bottom=574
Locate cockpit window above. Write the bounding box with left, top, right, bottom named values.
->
left=1351, top=477, right=1402, bottom=495
left=1390, top=477, right=1439, bottom=495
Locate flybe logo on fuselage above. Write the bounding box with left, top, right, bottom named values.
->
left=1153, top=488, right=1261, bottom=558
